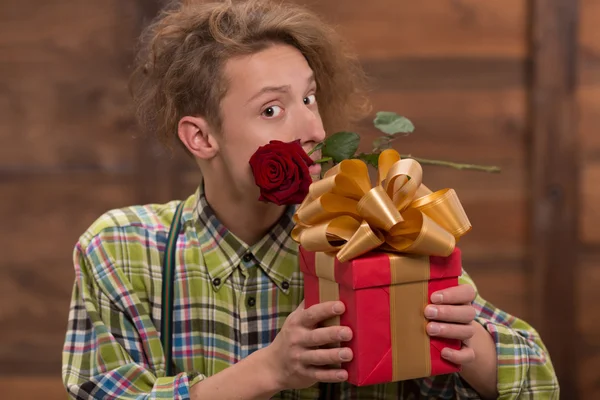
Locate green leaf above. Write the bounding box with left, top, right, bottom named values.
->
left=314, top=156, right=332, bottom=164
left=373, top=112, right=415, bottom=136
left=355, top=152, right=380, bottom=168
left=322, top=131, right=360, bottom=163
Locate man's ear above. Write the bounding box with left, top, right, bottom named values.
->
left=177, top=116, right=219, bottom=160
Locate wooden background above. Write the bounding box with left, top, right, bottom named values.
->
left=1, top=0, right=597, bottom=398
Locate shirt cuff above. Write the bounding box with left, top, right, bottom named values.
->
left=154, top=372, right=206, bottom=399
left=475, top=317, right=556, bottom=400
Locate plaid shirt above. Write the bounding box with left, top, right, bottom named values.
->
left=62, top=186, right=559, bottom=399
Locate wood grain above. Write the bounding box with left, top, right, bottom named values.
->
left=579, top=0, right=600, bottom=56
left=1, top=377, right=66, bottom=400
left=582, top=163, right=600, bottom=244
left=577, top=87, right=600, bottom=245
left=467, top=265, right=530, bottom=321
left=362, top=58, right=526, bottom=91
left=362, top=89, right=527, bottom=162
left=0, top=174, right=138, bottom=374
left=530, top=0, right=580, bottom=396
left=577, top=87, right=600, bottom=160
left=0, top=0, right=142, bottom=170
left=296, top=0, right=527, bottom=59
left=579, top=335, right=600, bottom=400
left=577, top=251, right=600, bottom=336
left=577, top=249, right=600, bottom=399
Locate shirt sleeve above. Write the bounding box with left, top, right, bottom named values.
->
left=62, top=236, right=206, bottom=400
left=411, top=268, right=559, bottom=399
left=460, top=269, right=560, bottom=399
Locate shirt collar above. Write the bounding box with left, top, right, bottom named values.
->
left=189, top=185, right=299, bottom=293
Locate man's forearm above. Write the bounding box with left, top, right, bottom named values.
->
left=190, top=348, right=280, bottom=400
left=458, top=322, right=498, bottom=399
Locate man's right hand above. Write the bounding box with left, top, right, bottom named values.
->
left=263, top=300, right=354, bottom=391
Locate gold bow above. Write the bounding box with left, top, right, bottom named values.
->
left=291, top=149, right=472, bottom=262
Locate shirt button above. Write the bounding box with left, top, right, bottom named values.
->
left=212, top=277, right=221, bottom=287
left=243, top=253, right=253, bottom=263
left=247, top=297, right=256, bottom=307
left=282, top=281, right=290, bottom=290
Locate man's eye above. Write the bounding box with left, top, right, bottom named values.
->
left=262, top=105, right=282, bottom=118
left=303, top=94, right=316, bottom=105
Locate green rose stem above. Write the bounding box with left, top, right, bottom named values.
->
left=313, top=155, right=500, bottom=173
left=398, top=155, right=501, bottom=173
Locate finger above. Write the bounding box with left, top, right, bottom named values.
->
left=430, top=284, right=476, bottom=305
left=309, top=367, right=349, bottom=383
left=301, top=301, right=345, bottom=328
left=300, top=347, right=353, bottom=366
left=303, top=326, right=353, bottom=347
left=441, top=346, right=476, bottom=365
left=426, top=321, right=476, bottom=341
left=424, top=304, right=476, bottom=324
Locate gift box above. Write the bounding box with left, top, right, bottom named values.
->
left=299, top=246, right=463, bottom=386
left=292, top=149, right=473, bottom=387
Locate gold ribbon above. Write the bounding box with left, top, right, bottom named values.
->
left=292, top=149, right=472, bottom=262
left=390, top=255, right=431, bottom=380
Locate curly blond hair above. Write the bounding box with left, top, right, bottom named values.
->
left=129, top=0, right=371, bottom=148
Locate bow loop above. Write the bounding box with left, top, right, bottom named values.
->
left=293, top=149, right=471, bottom=262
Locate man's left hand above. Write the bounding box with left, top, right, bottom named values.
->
left=424, top=283, right=478, bottom=365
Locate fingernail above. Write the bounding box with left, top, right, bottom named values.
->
left=336, top=371, right=347, bottom=380
left=428, top=323, right=440, bottom=335
left=332, top=303, right=344, bottom=314
left=431, top=293, right=443, bottom=304
left=339, top=328, right=352, bottom=341
left=424, top=305, right=438, bottom=318
left=339, top=349, right=352, bottom=361
left=442, top=348, right=453, bottom=358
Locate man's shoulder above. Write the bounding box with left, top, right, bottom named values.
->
left=77, top=200, right=183, bottom=250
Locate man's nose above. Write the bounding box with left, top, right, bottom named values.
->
left=299, top=107, right=326, bottom=144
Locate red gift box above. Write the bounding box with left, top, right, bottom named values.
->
left=299, top=246, right=463, bottom=387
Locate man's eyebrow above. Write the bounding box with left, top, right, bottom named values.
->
left=246, top=85, right=291, bottom=104
left=246, top=73, right=316, bottom=104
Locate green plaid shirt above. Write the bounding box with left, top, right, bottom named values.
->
left=62, top=186, right=559, bottom=399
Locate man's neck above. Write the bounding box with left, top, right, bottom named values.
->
left=203, top=180, right=287, bottom=246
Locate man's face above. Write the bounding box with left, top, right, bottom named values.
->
left=215, top=43, right=326, bottom=189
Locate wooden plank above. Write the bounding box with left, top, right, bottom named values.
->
left=579, top=0, right=600, bottom=54
left=578, top=330, right=600, bottom=399
left=577, top=87, right=600, bottom=160
left=582, top=162, right=600, bottom=244
left=361, top=89, right=527, bottom=162
left=297, top=0, right=527, bottom=59
left=578, top=250, right=600, bottom=400
left=576, top=251, right=600, bottom=336
left=466, top=264, right=530, bottom=321
left=362, top=58, right=526, bottom=91
left=530, top=0, right=580, bottom=397
left=1, top=377, right=66, bottom=400
left=0, top=0, right=141, bottom=170
left=0, top=174, right=138, bottom=374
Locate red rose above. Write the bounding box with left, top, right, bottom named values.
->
left=249, top=140, right=314, bottom=206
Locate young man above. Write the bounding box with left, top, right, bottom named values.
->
left=62, top=1, right=559, bottom=399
